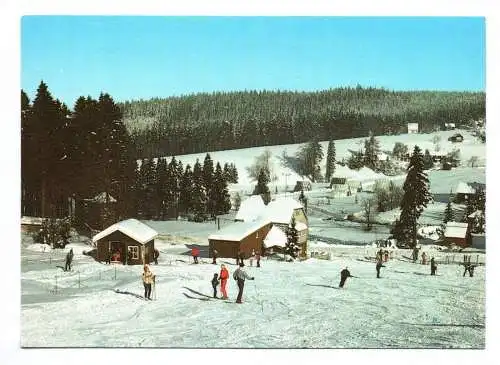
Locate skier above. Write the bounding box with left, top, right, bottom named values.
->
left=211, top=273, right=219, bottom=298
left=127, top=250, right=132, bottom=265
left=430, top=257, right=437, bottom=276
left=153, top=248, right=160, bottom=265
left=106, top=249, right=111, bottom=264
left=339, top=267, right=353, bottom=288
left=412, top=247, right=419, bottom=262
left=233, top=262, right=254, bottom=304
left=212, top=248, right=218, bottom=265
left=421, top=252, right=427, bottom=265
left=256, top=251, right=261, bottom=268
left=249, top=249, right=255, bottom=267
left=142, top=264, right=155, bottom=300
left=65, top=248, right=74, bottom=272
left=219, top=264, right=229, bottom=299
left=469, top=265, right=475, bottom=277
left=192, top=247, right=200, bottom=264
left=376, top=259, right=385, bottom=278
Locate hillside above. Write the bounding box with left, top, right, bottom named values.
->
left=120, top=87, right=485, bottom=158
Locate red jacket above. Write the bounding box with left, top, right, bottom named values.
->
left=219, top=268, right=229, bottom=280
left=192, top=248, right=200, bottom=257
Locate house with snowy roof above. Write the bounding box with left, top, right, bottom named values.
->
left=208, top=219, right=272, bottom=259
left=454, top=181, right=485, bottom=204
left=92, top=219, right=158, bottom=265
left=209, top=197, right=309, bottom=258
left=443, top=221, right=470, bottom=248
left=234, top=195, right=266, bottom=222
left=407, top=122, right=419, bottom=134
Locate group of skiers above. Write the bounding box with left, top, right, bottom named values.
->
left=211, top=263, right=255, bottom=303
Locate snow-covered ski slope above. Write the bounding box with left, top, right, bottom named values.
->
left=21, top=239, right=485, bottom=348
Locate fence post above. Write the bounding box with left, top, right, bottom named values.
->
left=54, top=275, right=58, bottom=295
left=114, top=265, right=117, bottom=280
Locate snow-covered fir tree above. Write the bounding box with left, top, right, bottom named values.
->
left=325, top=140, right=336, bottom=183
left=443, top=201, right=454, bottom=224
left=253, top=168, right=271, bottom=204
left=363, top=133, right=381, bottom=171
left=285, top=216, right=300, bottom=259
left=396, top=145, right=432, bottom=247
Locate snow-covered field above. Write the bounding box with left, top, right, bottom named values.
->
left=21, top=236, right=485, bottom=348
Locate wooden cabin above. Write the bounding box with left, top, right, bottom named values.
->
left=208, top=220, right=272, bottom=259
left=92, top=219, right=157, bottom=265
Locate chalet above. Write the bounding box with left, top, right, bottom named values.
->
left=431, top=151, right=446, bottom=163
left=444, top=123, right=456, bottom=130
left=330, top=177, right=352, bottom=197
left=208, top=219, right=272, bottom=259
left=92, top=219, right=157, bottom=265
left=235, top=195, right=266, bottom=222
left=443, top=221, right=470, bottom=248
left=407, top=123, right=419, bottom=134
left=210, top=197, right=309, bottom=258
left=454, top=182, right=475, bottom=203
left=448, top=133, right=464, bottom=143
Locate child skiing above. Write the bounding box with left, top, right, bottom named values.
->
left=219, top=264, right=229, bottom=299
left=233, top=262, right=254, bottom=304
left=142, top=264, right=155, bottom=300
left=192, top=247, right=200, bottom=264
left=211, top=273, right=219, bottom=298
left=339, top=267, right=353, bottom=288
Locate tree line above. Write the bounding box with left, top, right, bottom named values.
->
left=121, top=87, right=486, bottom=159
left=21, top=81, right=236, bottom=225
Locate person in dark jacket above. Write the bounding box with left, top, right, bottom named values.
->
left=105, top=249, right=111, bottom=264
left=339, top=267, right=352, bottom=288
left=233, top=263, right=254, bottom=304
left=238, top=251, right=245, bottom=266
left=430, top=257, right=437, bottom=275
left=65, top=248, right=74, bottom=271
left=376, top=260, right=385, bottom=278
left=211, top=273, right=219, bottom=298
left=153, top=248, right=160, bottom=265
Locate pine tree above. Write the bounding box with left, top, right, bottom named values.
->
left=325, top=140, right=336, bottom=183
left=443, top=201, right=454, bottom=224
left=397, top=145, right=432, bottom=247
left=253, top=168, right=271, bottom=204
left=156, top=157, right=169, bottom=219
left=203, top=154, right=216, bottom=217
left=213, top=162, right=231, bottom=215
left=363, top=133, right=380, bottom=171
left=285, top=216, right=300, bottom=259
left=179, top=164, right=193, bottom=216
left=191, top=159, right=207, bottom=220
left=297, top=140, right=323, bottom=182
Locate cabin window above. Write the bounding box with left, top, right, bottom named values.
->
left=128, top=246, right=139, bottom=259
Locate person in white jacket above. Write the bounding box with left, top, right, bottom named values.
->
left=233, top=263, right=254, bottom=304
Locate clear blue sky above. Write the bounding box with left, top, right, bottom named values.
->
left=21, top=16, right=485, bottom=106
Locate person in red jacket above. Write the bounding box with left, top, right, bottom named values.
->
left=219, top=264, right=229, bottom=299
left=192, top=247, right=200, bottom=264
